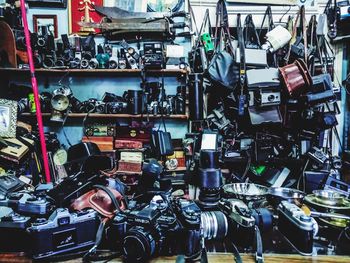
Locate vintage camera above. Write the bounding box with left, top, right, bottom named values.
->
left=253, top=89, right=281, bottom=107
left=337, top=1, right=350, bottom=22
left=121, top=195, right=180, bottom=262
left=277, top=201, right=316, bottom=255
left=143, top=43, right=163, bottom=69
left=197, top=150, right=222, bottom=208
left=118, top=49, right=128, bottom=69
left=147, top=101, right=159, bottom=115
left=61, top=34, right=74, bottom=66
left=27, top=208, right=100, bottom=259
left=124, top=47, right=139, bottom=69
left=81, top=34, right=96, bottom=61
left=42, top=35, right=57, bottom=68
left=172, top=199, right=202, bottom=259
left=307, top=147, right=328, bottom=165
left=105, top=101, right=127, bottom=114
left=5, top=192, right=53, bottom=216
left=0, top=208, right=31, bottom=252
left=50, top=87, right=72, bottom=122
left=219, top=198, right=273, bottom=248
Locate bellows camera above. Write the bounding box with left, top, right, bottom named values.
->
left=27, top=208, right=100, bottom=259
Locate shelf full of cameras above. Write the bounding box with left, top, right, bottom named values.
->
left=15, top=29, right=187, bottom=71
left=17, top=82, right=187, bottom=122
left=1, top=4, right=350, bottom=263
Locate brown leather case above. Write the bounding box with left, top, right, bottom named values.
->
left=71, top=187, right=126, bottom=219
left=114, top=139, right=143, bottom=149
left=279, top=59, right=312, bottom=97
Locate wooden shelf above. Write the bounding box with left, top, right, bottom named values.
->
left=20, top=113, right=189, bottom=120
left=0, top=67, right=188, bottom=76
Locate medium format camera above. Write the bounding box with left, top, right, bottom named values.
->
left=277, top=201, right=316, bottom=255
left=27, top=208, right=100, bottom=259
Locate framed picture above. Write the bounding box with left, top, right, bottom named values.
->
left=33, top=15, right=58, bottom=38
left=68, top=0, right=104, bottom=35
left=0, top=99, right=17, bottom=138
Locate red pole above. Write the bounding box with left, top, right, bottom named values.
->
left=20, top=0, right=51, bottom=183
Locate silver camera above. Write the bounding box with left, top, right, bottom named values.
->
left=255, top=90, right=281, bottom=107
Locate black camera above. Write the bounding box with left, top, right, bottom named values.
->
left=0, top=208, right=31, bottom=252
left=27, top=208, right=100, bottom=259
left=105, top=101, right=128, bottom=114
left=277, top=201, right=316, bottom=255
left=121, top=195, right=180, bottom=262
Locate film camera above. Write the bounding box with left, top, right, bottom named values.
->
left=0, top=207, right=31, bottom=252
left=27, top=208, right=100, bottom=259
left=116, top=195, right=207, bottom=262
left=277, top=201, right=317, bottom=255
left=219, top=199, right=273, bottom=249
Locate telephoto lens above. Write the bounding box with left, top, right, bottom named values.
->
left=198, top=149, right=222, bottom=208
left=189, top=73, right=204, bottom=120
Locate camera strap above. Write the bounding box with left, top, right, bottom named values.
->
left=259, top=6, right=274, bottom=38
left=254, top=226, right=264, bottom=263
left=237, top=14, right=246, bottom=116
left=244, top=14, right=261, bottom=48
left=285, top=6, right=307, bottom=65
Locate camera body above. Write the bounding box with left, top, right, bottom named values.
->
left=0, top=209, right=31, bottom=252
left=254, top=89, right=281, bottom=107
left=27, top=208, right=100, bottom=259
left=277, top=201, right=315, bottom=255
left=219, top=198, right=256, bottom=247
left=307, top=147, right=328, bottom=165
left=121, top=196, right=180, bottom=262
left=5, top=192, right=53, bottom=216
left=105, top=101, right=128, bottom=114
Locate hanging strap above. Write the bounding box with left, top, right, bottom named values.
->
left=237, top=14, right=246, bottom=88
left=285, top=6, right=307, bottom=64
left=244, top=14, right=261, bottom=48
left=259, top=6, right=274, bottom=38
left=214, top=0, right=234, bottom=55
left=254, top=226, right=264, bottom=263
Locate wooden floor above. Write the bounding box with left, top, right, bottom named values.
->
left=1, top=253, right=349, bottom=263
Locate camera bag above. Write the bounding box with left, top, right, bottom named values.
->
left=208, top=0, right=239, bottom=93
left=71, top=185, right=127, bottom=219
left=235, top=14, right=267, bottom=67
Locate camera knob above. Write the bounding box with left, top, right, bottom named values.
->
left=300, top=215, right=311, bottom=222
left=33, top=218, right=48, bottom=225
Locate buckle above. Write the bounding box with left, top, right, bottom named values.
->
left=255, top=252, right=264, bottom=263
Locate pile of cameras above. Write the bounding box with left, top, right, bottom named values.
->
left=15, top=29, right=167, bottom=70
left=16, top=81, right=186, bottom=120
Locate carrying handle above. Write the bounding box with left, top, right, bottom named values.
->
left=285, top=6, right=308, bottom=64
left=214, top=0, right=234, bottom=56
left=237, top=14, right=246, bottom=88
left=244, top=14, right=261, bottom=48
left=259, top=5, right=274, bottom=38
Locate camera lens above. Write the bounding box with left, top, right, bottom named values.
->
left=123, top=226, right=156, bottom=262
left=201, top=211, right=228, bottom=240
left=80, top=59, right=89, bottom=69
left=43, top=57, right=55, bottom=68
left=200, top=150, right=220, bottom=169
left=37, top=37, right=46, bottom=47
left=89, top=58, right=99, bottom=69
